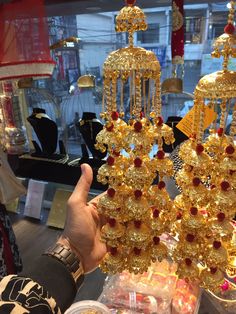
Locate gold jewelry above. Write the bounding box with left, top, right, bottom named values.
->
left=96, top=0, right=175, bottom=275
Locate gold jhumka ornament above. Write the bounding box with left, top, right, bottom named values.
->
left=173, top=1, right=236, bottom=292
left=96, top=0, right=176, bottom=274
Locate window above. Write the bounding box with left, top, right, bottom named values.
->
left=210, top=11, right=229, bottom=40
left=185, top=17, right=202, bottom=44
left=137, top=23, right=159, bottom=44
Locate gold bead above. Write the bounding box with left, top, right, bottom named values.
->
left=150, top=111, right=156, bottom=118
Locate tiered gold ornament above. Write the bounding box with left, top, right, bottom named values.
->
left=173, top=1, right=236, bottom=292
left=96, top=0, right=176, bottom=274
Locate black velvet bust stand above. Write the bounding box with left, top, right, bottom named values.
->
left=77, top=112, right=107, bottom=160
left=27, top=108, right=58, bottom=158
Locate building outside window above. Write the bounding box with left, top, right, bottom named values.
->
left=137, top=23, right=160, bottom=44
left=210, top=11, right=229, bottom=39
left=185, top=16, right=202, bottom=43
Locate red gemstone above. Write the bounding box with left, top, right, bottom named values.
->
left=176, top=212, right=182, bottom=220
left=225, top=145, right=235, bottom=155
left=210, top=184, right=216, bottom=190
left=111, top=111, right=119, bottom=121
left=158, top=181, right=166, bottom=189
left=107, top=156, right=115, bottom=166
left=106, top=122, right=114, bottom=132
left=190, top=207, right=198, bottom=215
left=230, top=170, right=235, bottom=175
left=134, top=157, right=142, bottom=167
left=196, top=144, right=204, bottom=155
left=192, top=177, right=201, bottom=187
left=153, top=209, right=160, bottom=218
left=213, top=241, right=221, bottom=249
left=107, top=188, right=116, bottom=198
left=217, top=212, right=225, bottom=222
left=108, top=218, right=116, bottom=227
left=157, top=150, right=165, bottom=159
left=134, top=247, right=141, bottom=255
left=134, top=220, right=142, bottom=228
left=153, top=236, right=160, bottom=245
left=186, top=234, right=195, bottom=242
left=157, top=116, right=163, bottom=126
left=110, top=247, right=118, bottom=256
left=217, top=128, right=224, bottom=137
left=224, top=23, right=235, bottom=34
left=134, top=121, right=142, bottom=132
left=221, top=181, right=230, bottom=191
left=134, top=190, right=142, bottom=199
left=210, top=267, right=218, bottom=274
left=185, top=258, right=192, bottom=266
left=126, top=0, right=136, bottom=6
left=140, top=111, right=144, bottom=119
left=116, top=207, right=121, bottom=212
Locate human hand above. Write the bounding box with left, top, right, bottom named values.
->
left=57, top=163, right=107, bottom=273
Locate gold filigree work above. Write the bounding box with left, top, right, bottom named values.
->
left=172, top=1, right=184, bottom=32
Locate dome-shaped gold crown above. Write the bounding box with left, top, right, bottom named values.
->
left=115, top=5, right=147, bottom=34
left=102, top=0, right=162, bottom=118
left=195, top=1, right=236, bottom=98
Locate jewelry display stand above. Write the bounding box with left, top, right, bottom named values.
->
left=27, top=108, right=59, bottom=157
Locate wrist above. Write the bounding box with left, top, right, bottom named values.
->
left=57, top=235, right=99, bottom=274
left=44, top=238, right=84, bottom=284
left=56, top=235, right=84, bottom=266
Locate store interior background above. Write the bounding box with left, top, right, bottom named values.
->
left=9, top=0, right=231, bottom=157
left=1, top=0, right=234, bottom=313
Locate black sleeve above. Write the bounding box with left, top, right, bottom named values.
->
left=0, top=274, right=60, bottom=313
left=20, top=255, right=83, bottom=312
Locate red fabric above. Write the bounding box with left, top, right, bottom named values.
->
left=171, top=0, right=184, bottom=64
left=0, top=220, right=15, bottom=274
left=0, top=0, right=55, bottom=79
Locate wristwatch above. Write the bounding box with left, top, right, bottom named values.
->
left=43, top=243, right=84, bottom=283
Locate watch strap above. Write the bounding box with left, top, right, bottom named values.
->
left=43, top=243, right=84, bottom=283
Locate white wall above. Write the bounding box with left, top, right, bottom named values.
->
left=76, top=13, right=116, bottom=43
left=76, top=13, right=116, bottom=75
left=79, top=42, right=116, bottom=75
left=143, top=12, right=168, bottom=46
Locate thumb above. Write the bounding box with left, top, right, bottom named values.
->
left=71, top=163, right=93, bottom=206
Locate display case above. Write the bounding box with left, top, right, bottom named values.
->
left=98, top=259, right=201, bottom=314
